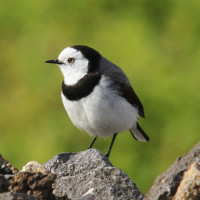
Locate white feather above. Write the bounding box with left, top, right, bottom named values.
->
left=129, top=127, right=148, bottom=142
left=61, top=75, right=138, bottom=137
left=58, top=47, right=89, bottom=85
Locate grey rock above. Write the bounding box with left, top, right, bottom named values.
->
left=0, top=175, right=9, bottom=193
left=0, top=155, right=14, bottom=175
left=0, top=192, right=37, bottom=200
left=43, top=148, right=143, bottom=200
left=173, top=160, right=200, bottom=200
left=9, top=171, right=56, bottom=200
left=0, top=174, right=14, bottom=193
left=79, top=188, right=95, bottom=200
left=0, top=154, right=18, bottom=175
left=144, top=142, right=200, bottom=200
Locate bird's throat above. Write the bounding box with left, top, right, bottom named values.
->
left=62, top=73, right=101, bottom=101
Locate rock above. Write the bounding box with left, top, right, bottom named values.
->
left=144, top=142, right=200, bottom=200
left=21, top=161, right=49, bottom=174
left=0, top=154, right=18, bottom=175
left=0, top=192, right=38, bottom=200
left=79, top=188, right=95, bottom=200
left=0, top=174, right=10, bottom=193
left=43, top=148, right=144, bottom=200
left=173, top=159, right=200, bottom=200
left=9, top=171, right=56, bottom=200
left=1, top=142, right=199, bottom=199
left=0, top=154, right=17, bottom=194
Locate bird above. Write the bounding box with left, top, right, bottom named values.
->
left=45, top=45, right=149, bottom=158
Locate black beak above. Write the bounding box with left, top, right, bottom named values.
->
left=45, top=59, right=63, bottom=64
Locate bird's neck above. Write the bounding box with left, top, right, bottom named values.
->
left=63, top=72, right=87, bottom=86
left=62, top=73, right=101, bottom=101
left=59, top=64, right=88, bottom=86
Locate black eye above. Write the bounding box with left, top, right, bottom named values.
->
left=68, top=57, right=75, bottom=63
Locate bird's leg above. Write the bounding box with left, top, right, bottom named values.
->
left=105, top=133, right=118, bottom=158
left=88, top=136, right=98, bottom=149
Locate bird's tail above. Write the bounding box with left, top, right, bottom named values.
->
left=129, top=123, right=149, bottom=142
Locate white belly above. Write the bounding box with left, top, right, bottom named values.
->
left=61, top=76, right=138, bottom=137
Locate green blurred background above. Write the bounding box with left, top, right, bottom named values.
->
left=0, top=0, right=200, bottom=193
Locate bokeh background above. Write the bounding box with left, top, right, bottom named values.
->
left=0, top=0, right=200, bottom=193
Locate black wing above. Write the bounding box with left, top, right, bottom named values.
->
left=114, top=81, right=145, bottom=118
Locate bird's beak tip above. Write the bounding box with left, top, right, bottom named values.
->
left=45, top=59, right=58, bottom=64
left=45, top=59, right=65, bottom=64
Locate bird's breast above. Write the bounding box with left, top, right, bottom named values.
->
left=61, top=75, right=138, bottom=137
left=62, top=73, right=101, bottom=101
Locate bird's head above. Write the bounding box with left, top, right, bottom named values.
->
left=45, top=45, right=101, bottom=85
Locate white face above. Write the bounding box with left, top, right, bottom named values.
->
left=57, top=47, right=89, bottom=85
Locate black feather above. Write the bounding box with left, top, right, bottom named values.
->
left=62, top=73, right=101, bottom=101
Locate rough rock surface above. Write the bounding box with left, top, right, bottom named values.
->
left=0, top=192, right=38, bottom=200
left=1, top=142, right=200, bottom=200
left=21, top=161, right=48, bottom=174
left=43, top=148, right=144, bottom=200
left=173, top=160, right=200, bottom=200
left=9, top=171, right=56, bottom=200
left=0, top=154, right=16, bottom=194
left=0, top=174, right=12, bottom=193
left=0, top=154, right=18, bottom=175
left=0, top=154, right=58, bottom=200
left=144, top=142, right=200, bottom=200
left=79, top=188, right=95, bottom=200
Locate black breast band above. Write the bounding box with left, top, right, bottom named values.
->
left=62, top=73, right=101, bottom=101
